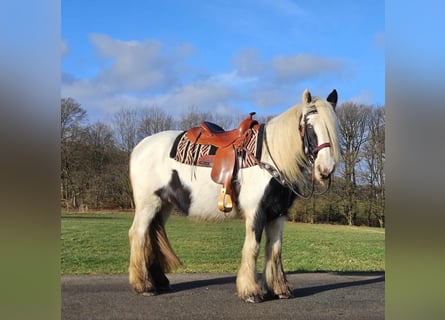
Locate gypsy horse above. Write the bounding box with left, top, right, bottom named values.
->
left=128, top=89, right=340, bottom=302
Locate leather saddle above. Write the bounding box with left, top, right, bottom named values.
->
left=185, top=112, right=258, bottom=212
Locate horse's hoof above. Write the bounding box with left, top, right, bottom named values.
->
left=141, top=291, right=158, bottom=297
left=244, top=295, right=263, bottom=303
left=278, top=292, right=294, bottom=299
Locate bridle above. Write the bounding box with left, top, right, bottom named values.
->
left=262, top=108, right=332, bottom=199
left=300, top=109, right=332, bottom=165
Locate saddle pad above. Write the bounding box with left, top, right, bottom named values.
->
left=169, top=124, right=264, bottom=167
left=170, top=131, right=217, bottom=165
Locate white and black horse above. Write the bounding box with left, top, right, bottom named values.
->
left=128, top=89, right=340, bottom=302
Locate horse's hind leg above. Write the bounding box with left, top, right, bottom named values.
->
left=128, top=196, right=181, bottom=295
left=263, top=216, right=293, bottom=299
left=128, top=195, right=160, bottom=295
left=146, top=202, right=181, bottom=292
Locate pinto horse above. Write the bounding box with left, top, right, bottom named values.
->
left=128, top=89, right=340, bottom=302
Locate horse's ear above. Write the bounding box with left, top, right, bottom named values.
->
left=327, top=89, right=338, bottom=110
left=302, top=89, right=312, bottom=104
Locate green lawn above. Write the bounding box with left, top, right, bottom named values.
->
left=61, top=212, right=384, bottom=275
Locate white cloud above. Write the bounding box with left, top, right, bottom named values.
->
left=232, top=48, right=266, bottom=77
left=62, top=34, right=352, bottom=121
left=154, top=81, right=236, bottom=112
left=233, top=50, right=349, bottom=83
left=251, top=85, right=289, bottom=108
left=271, top=54, right=346, bottom=82
left=230, top=50, right=350, bottom=109
left=349, top=90, right=375, bottom=105
left=89, top=33, right=193, bottom=92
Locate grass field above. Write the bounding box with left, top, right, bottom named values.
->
left=61, top=212, right=385, bottom=275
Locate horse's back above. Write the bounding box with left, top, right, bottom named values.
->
left=131, top=130, right=180, bottom=161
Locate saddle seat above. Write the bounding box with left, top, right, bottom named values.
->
left=186, top=112, right=257, bottom=148
left=185, top=112, right=258, bottom=212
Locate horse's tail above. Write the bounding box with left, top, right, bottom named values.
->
left=147, top=214, right=182, bottom=272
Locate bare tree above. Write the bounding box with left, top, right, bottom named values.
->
left=113, top=107, right=139, bottom=154
left=82, top=122, right=116, bottom=208
left=138, top=106, right=174, bottom=139
left=362, top=106, right=385, bottom=227
left=214, top=113, right=240, bottom=130
left=178, top=107, right=215, bottom=130
left=61, top=97, right=87, bottom=143
left=337, top=102, right=370, bottom=225
left=61, top=98, right=88, bottom=210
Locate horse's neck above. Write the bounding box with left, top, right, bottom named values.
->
left=263, top=106, right=305, bottom=183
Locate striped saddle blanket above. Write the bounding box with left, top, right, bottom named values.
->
left=169, top=124, right=264, bottom=168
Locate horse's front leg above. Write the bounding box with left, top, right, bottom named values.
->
left=263, top=216, right=293, bottom=299
left=236, top=215, right=264, bottom=303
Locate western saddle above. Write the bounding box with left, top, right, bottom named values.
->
left=185, top=112, right=259, bottom=212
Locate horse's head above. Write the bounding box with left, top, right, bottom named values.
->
left=300, top=89, right=339, bottom=183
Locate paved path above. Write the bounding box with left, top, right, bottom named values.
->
left=62, top=272, right=384, bottom=320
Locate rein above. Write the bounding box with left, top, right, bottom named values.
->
left=260, top=110, right=332, bottom=199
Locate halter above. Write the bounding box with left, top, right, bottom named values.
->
left=262, top=107, right=332, bottom=199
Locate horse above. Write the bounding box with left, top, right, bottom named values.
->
left=128, top=88, right=340, bottom=303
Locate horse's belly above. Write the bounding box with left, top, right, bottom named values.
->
left=175, top=164, right=269, bottom=221
left=171, top=164, right=238, bottom=220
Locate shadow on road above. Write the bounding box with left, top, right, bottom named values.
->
left=292, top=273, right=385, bottom=298
left=172, top=275, right=236, bottom=292
left=169, top=272, right=384, bottom=299
left=62, top=273, right=384, bottom=320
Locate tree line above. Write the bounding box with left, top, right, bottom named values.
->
left=61, top=98, right=385, bottom=227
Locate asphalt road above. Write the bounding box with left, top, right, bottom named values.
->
left=62, top=272, right=384, bottom=320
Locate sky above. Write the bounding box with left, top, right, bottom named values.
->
left=61, top=0, right=384, bottom=123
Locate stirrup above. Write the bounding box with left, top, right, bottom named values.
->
left=217, top=187, right=233, bottom=212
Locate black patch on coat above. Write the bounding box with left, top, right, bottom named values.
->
left=155, top=170, right=191, bottom=215
left=253, top=179, right=297, bottom=242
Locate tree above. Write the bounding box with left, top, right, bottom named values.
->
left=81, top=122, right=117, bottom=209
left=61, top=98, right=88, bottom=209
left=337, top=102, right=370, bottom=225
left=138, top=106, right=174, bottom=139
left=178, top=107, right=214, bottom=130
left=113, top=107, right=138, bottom=154
left=362, top=107, right=385, bottom=227
left=61, top=97, right=87, bottom=143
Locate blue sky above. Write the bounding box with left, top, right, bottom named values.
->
left=62, top=0, right=384, bottom=122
